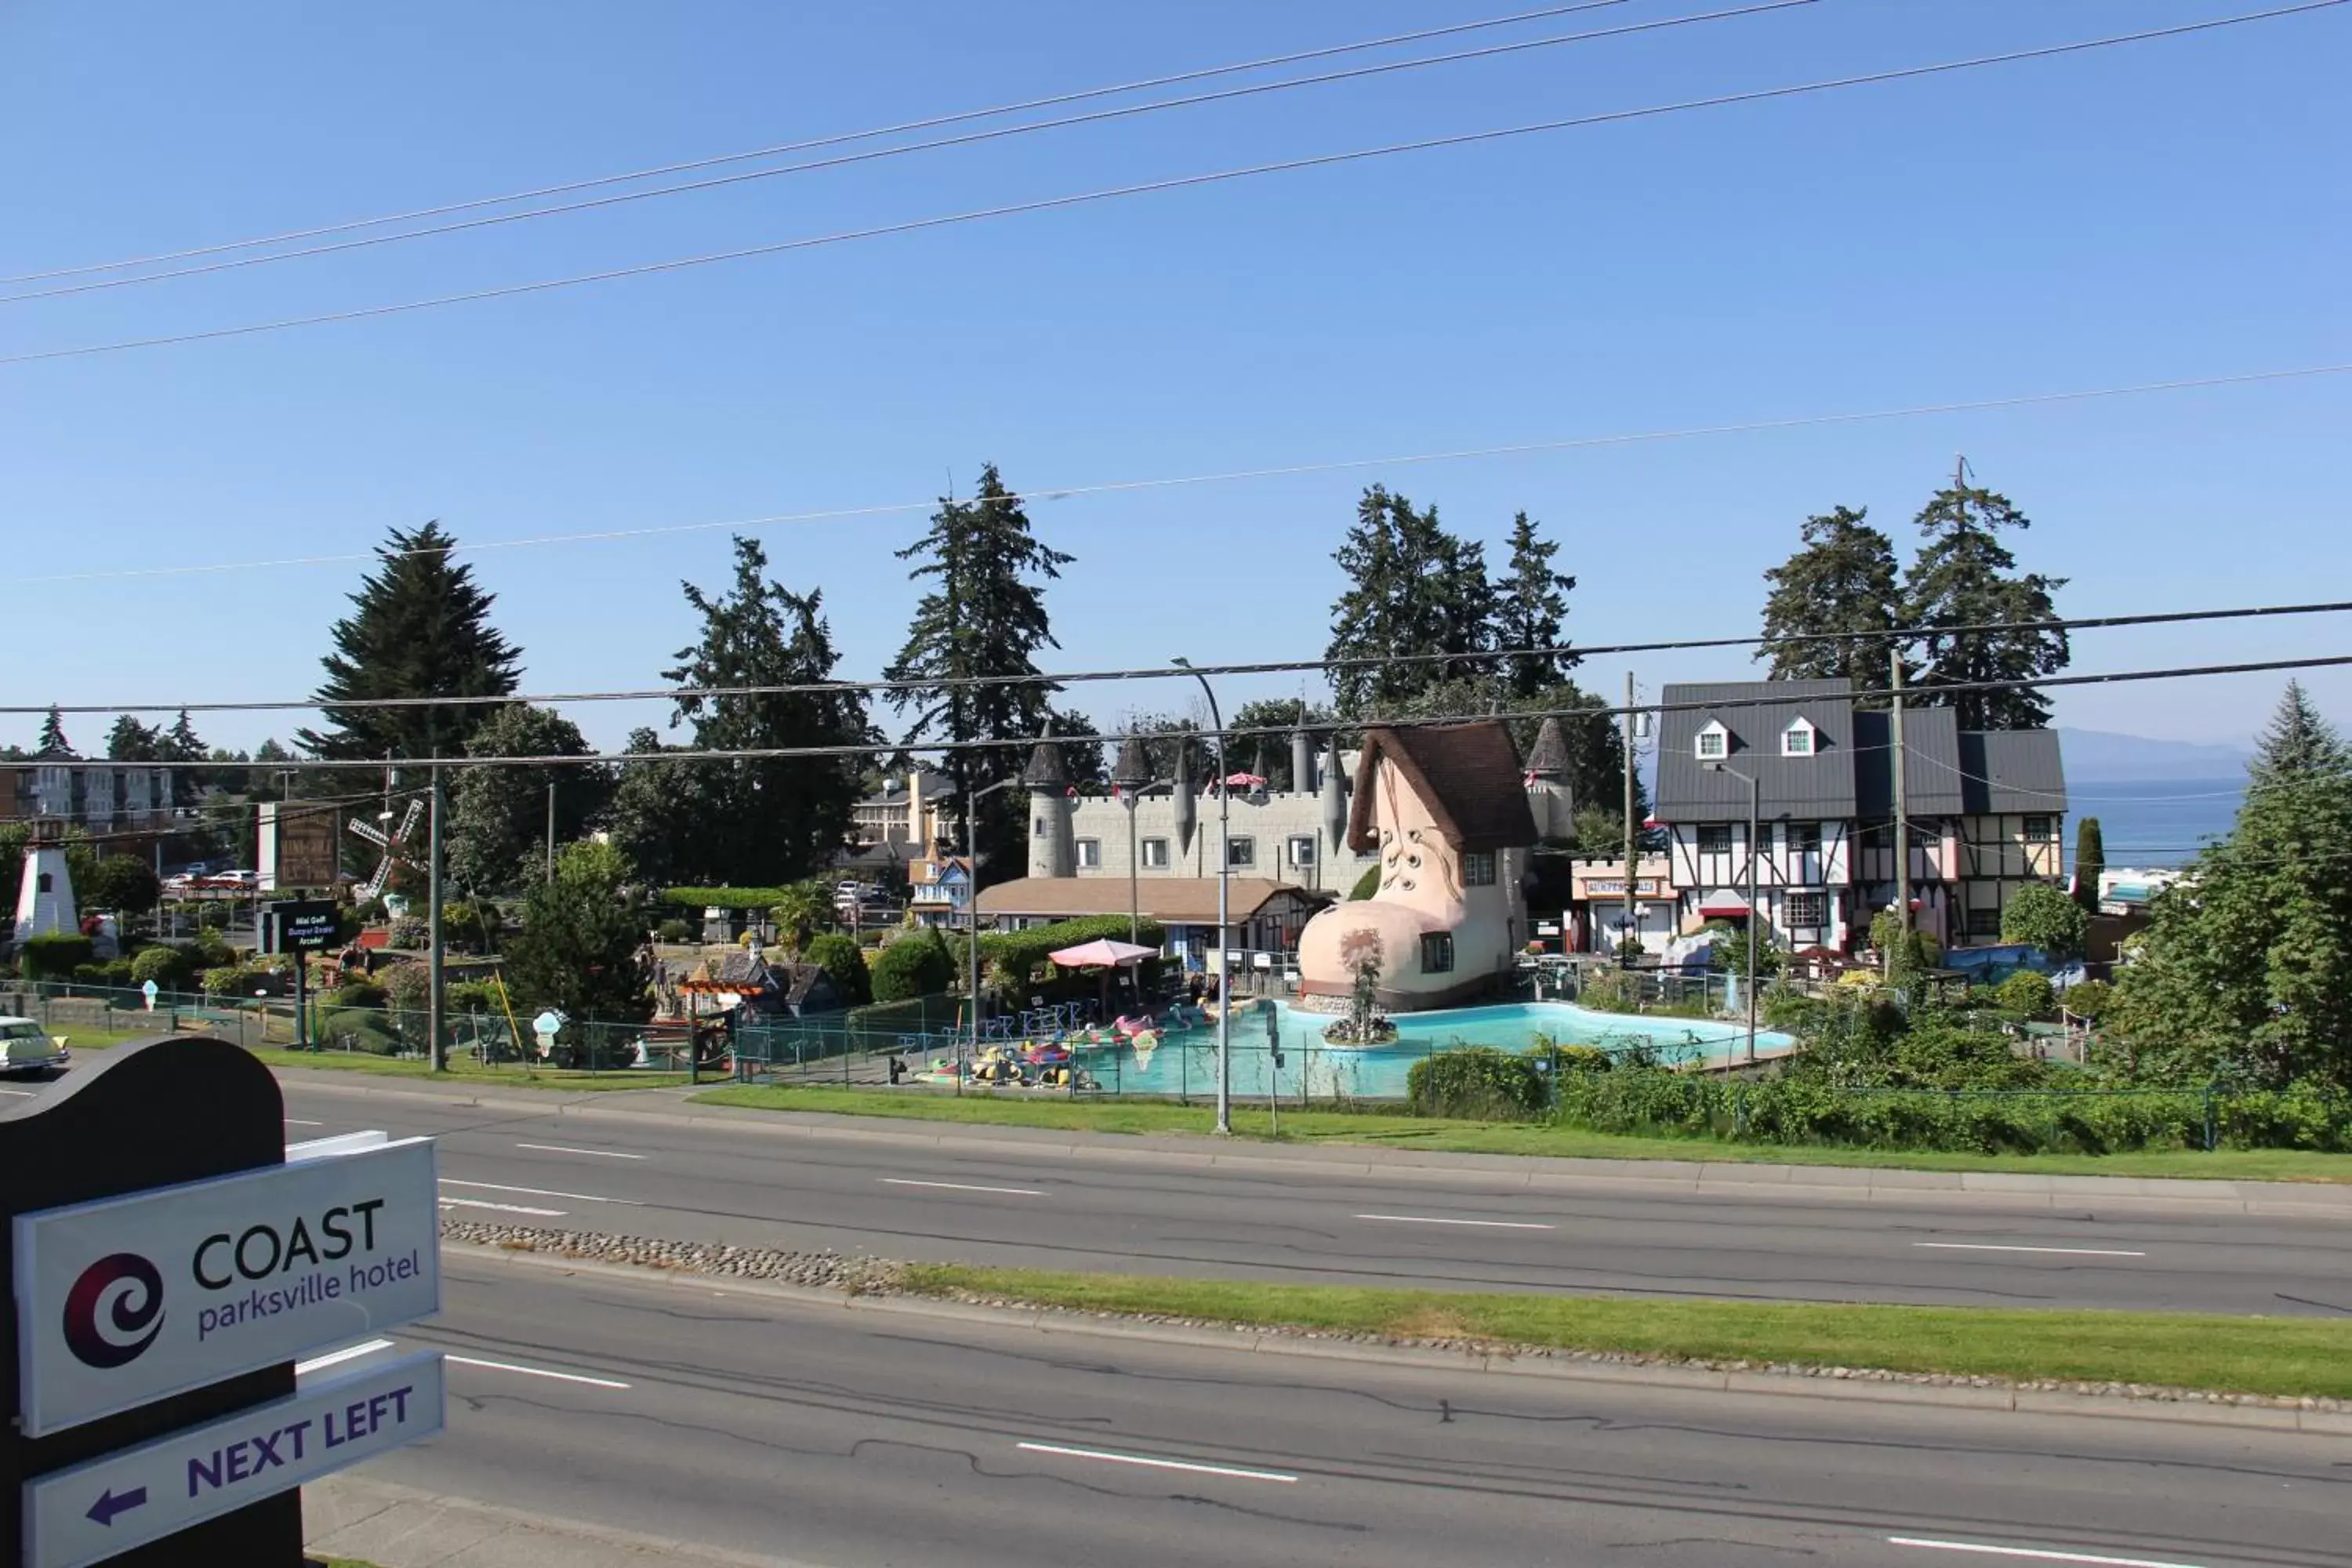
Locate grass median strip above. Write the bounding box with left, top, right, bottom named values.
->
left=897, top=1263, right=2352, bottom=1401
left=691, top=1083, right=2352, bottom=1183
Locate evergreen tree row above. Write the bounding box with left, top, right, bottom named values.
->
left=1756, top=471, right=2068, bottom=728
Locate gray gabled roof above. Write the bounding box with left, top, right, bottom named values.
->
left=1959, top=730, right=2067, bottom=814
left=1853, top=706, right=1966, bottom=818
left=1653, top=681, right=1859, bottom=821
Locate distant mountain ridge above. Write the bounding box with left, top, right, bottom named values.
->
left=2058, top=728, right=2251, bottom=784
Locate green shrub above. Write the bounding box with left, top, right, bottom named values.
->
left=20, top=934, right=96, bottom=982
left=199, top=966, right=243, bottom=996
left=1993, top=970, right=2057, bottom=1021
left=192, top=930, right=236, bottom=969
left=1577, top=969, right=1640, bottom=1013
left=380, top=960, right=430, bottom=1015
left=872, top=927, right=956, bottom=1003
left=655, top=918, right=695, bottom=944
left=1348, top=866, right=1380, bottom=901
left=386, top=916, right=428, bottom=951
left=72, top=959, right=135, bottom=987
left=317, top=1009, right=403, bottom=1055
left=446, top=980, right=499, bottom=1013
left=130, top=943, right=197, bottom=991
left=1407, top=1047, right=1548, bottom=1120
left=327, top=976, right=388, bottom=1010
left=803, top=932, right=872, bottom=1007
left=2063, top=979, right=2113, bottom=1019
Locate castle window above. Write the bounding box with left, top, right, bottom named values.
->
left=1141, top=837, right=1170, bottom=869
left=1462, top=851, right=1497, bottom=887
left=1075, top=838, right=1101, bottom=869
left=1226, top=836, right=1255, bottom=869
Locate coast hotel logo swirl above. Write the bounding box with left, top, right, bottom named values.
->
left=63, top=1251, right=166, bottom=1368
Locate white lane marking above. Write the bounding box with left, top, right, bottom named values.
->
left=1889, top=1537, right=2209, bottom=1567
left=440, top=1178, right=638, bottom=1205
left=1356, top=1213, right=1553, bottom=1231
left=438, top=1197, right=565, bottom=1217
left=284, top=1117, right=325, bottom=1126
left=880, top=1178, right=1045, bottom=1196
left=0, top=1088, right=37, bottom=1098
left=445, top=1355, right=631, bottom=1390
left=515, top=1142, right=646, bottom=1160
left=1016, top=1441, right=1297, bottom=1483
left=1913, top=1243, right=2147, bottom=1258
left=296, top=1338, right=395, bottom=1376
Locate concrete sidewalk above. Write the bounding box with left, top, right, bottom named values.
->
left=273, top=1066, right=2352, bottom=1215
left=307, top=1475, right=829, bottom=1567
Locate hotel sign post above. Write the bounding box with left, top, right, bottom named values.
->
left=0, top=1037, right=445, bottom=1566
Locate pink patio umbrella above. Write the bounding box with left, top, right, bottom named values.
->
left=1050, top=937, right=1159, bottom=1022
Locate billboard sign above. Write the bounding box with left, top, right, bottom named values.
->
left=13, top=1138, right=439, bottom=1436
left=23, top=1352, right=445, bottom=1568
left=263, top=900, right=339, bottom=955
left=256, top=802, right=340, bottom=893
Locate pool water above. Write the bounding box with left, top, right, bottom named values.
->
left=1067, top=1000, right=1793, bottom=1099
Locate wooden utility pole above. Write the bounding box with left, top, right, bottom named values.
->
left=1621, top=670, right=1638, bottom=961
left=427, top=761, right=447, bottom=1073
left=1890, top=650, right=1911, bottom=961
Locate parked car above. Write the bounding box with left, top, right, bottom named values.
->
left=0, top=1018, right=67, bottom=1077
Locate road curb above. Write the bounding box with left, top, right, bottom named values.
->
left=437, top=1239, right=2352, bottom=1436
left=306, top=1473, right=829, bottom=1567
left=278, top=1069, right=2352, bottom=1217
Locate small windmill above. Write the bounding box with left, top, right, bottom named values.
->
left=349, top=798, right=425, bottom=903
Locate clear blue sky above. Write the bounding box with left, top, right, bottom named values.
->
left=4, top=0, right=2345, bottom=759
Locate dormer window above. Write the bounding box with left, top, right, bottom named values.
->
left=1782, top=717, right=1817, bottom=757
left=1695, top=721, right=1729, bottom=760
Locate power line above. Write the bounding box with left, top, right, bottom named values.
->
left=56, top=653, right=2352, bottom=771
left=20, top=361, right=2351, bottom=588
left=14, top=599, right=2345, bottom=718
left=7, top=2, right=2334, bottom=370
left=1, top=2, right=1806, bottom=307
left=0, top=1, right=1642, bottom=289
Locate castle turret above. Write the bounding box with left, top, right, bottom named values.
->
left=1291, top=727, right=1313, bottom=795
left=1319, top=746, right=1349, bottom=850
left=1172, top=736, right=1198, bottom=858
left=1023, top=729, right=1076, bottom=879
left=1523, top=717, right=1573, bottom=841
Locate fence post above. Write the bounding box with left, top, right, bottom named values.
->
left=1733, top=1081, right=1748, bottom=1139
left=2203, top=1082, right=2219, bottom=1153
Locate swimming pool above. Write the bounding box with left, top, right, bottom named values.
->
left=1067, top=1000, right=1793, bottom=1099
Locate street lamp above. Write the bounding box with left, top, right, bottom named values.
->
left=959, top=775, right=1019, bottom=1075
left=1170, top=658, right=1234, bottom=1136
left=1703, top=760, right=1760, bottom=1065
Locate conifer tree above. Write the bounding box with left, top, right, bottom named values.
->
left=1902, top=478, right=2067, bottom=728
left=884, top=463, right=1074, bottom=884
left=105, top=716, right=158, bottom=760
left=1491, top=511, right=1578, bottom=698
left=664, top=537, right=871, bottom=886
left=34, top=706, right=73, bottom=758
left=2071, top=817, right=2106, bottom=913
left=1758, top=506, right=1906, bottom=695
left=299, top=522, right=522, bottom=760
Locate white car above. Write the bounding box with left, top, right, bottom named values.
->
left=0, top=1018, right=67, bottom=1076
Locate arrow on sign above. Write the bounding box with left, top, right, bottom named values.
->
left=86, top=1486, right=147, bottom=1526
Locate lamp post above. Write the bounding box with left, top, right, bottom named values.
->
left=1171, top=658, right=1232, bottom=1136
left=960, top=775, right=1018, bottom=1076
left=1704, top=760, right=1760, bottom=1065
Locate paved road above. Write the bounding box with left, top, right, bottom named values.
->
left=329, top=1255, right=2349, bottom=1568
left=276, top=1076, right=2352, bottom=1316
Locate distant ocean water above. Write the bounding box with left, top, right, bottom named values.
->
left=2065, top=779, right=2245, bottom=871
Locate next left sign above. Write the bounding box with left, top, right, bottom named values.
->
left=25, top=1351, right=446, bottom=1568
left=12, top=1137, right=440, bottom=1436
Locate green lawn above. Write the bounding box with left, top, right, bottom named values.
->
left=902, top=1264, right=2352, bottom=1400
left=252, top=1047, right=692, bottom=1091
left=692, top=1083, right=2352, bottom=1182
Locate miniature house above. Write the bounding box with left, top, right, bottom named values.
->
left=1295, top=720, right=1538, bottom=1011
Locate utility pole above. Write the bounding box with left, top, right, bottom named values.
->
left=545, top=779, right=557, bottom=883
left=1890, top=649, right=1911, bottom=965
left=1621, top=670, right=1637, bottom=963
left=427, top=761, right=447, bottom=1073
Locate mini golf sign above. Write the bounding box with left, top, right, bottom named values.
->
left=12, top=1137, right=441, bottom=1436
left=24, top=1351, right=446, bottom=1568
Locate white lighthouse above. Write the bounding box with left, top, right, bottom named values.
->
left=13, top=818, right=78, bottom=944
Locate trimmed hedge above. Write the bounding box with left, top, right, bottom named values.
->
left=19, top=934, right=95, bottom=982
left=873, top=928, right=956, bottom=1003
left=971, top=916, right=1167, bottom=993
left=662, top=887, right=795, bottom=912
left=804, top=933, right=872, bottom=1007
left=130, top=943, right=198, bottom=990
